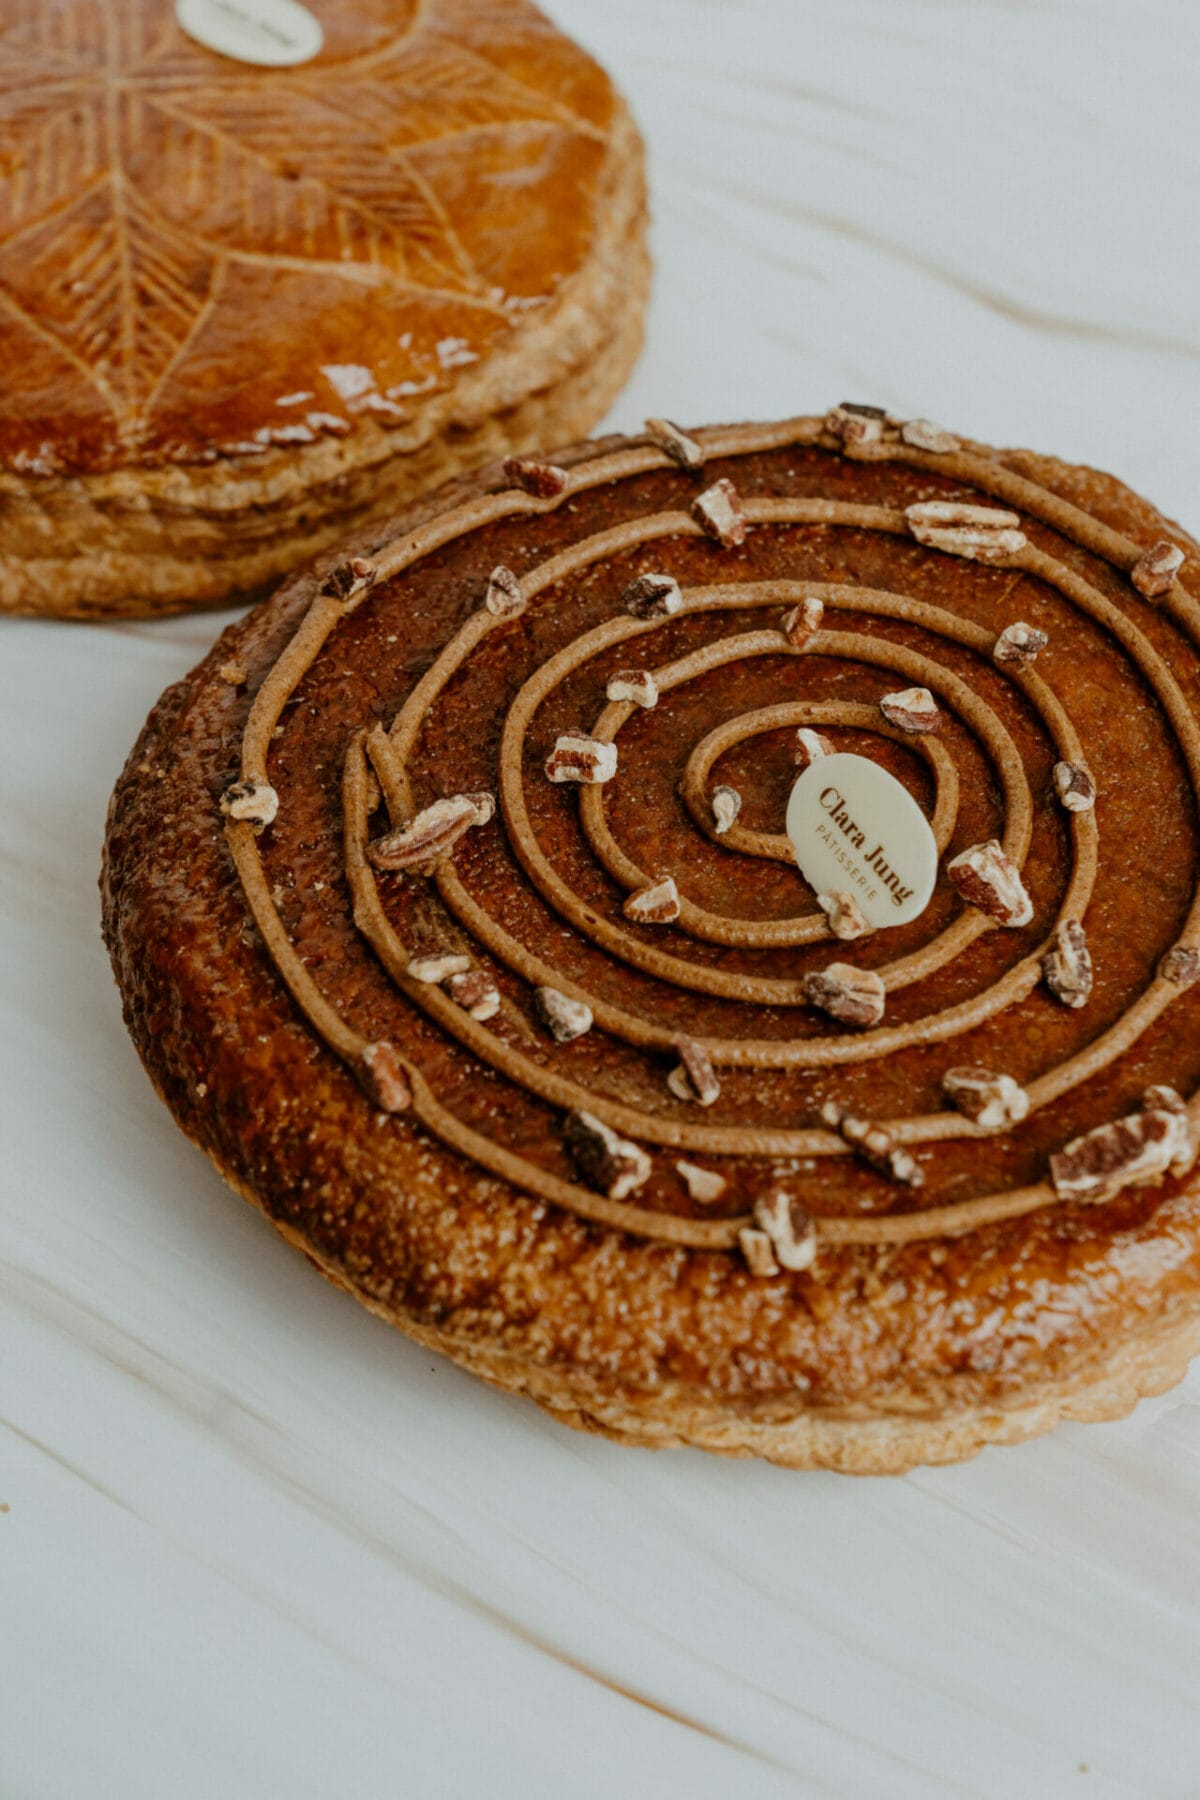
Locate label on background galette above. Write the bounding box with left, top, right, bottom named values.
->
left=175, top=0, right=323, bottom=66
left=785, top=752, right=938, bottom=928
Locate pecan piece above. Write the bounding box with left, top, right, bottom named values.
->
left=645, top=416, right=704, bottom=470
left=504, top=455, right=567, bottom=498
left=1042, top=919, right=1093, bottom=1008
left=1160, top=945, right=1200, bottom=988
left=407, top=951, right=471, bottom=984
left=1053, top=761, right=1096, bottom=813
left=711, top=785, right=742, bottom=834
left=738, top=1227, right=780, bottom=1278
left=993, top=621, right=1047, bottom=668
left=623, top=571, right=682, bottom=618
left=782, top=594, right=825, bottom=645
left=906, top=500, right=1027, bottom=563
left=824, top=401, right=888, bottom=447
left=666, top=1035, right=721, bottom=1107
left=606, top=668, right=658, bottom=708
left=358, top=1041, right=412, bottom=1113
left=1156, top=1098, right=1194, bottom=1176
left=803, top=962, right=886, bottom=1028
left=367, top=793, right=487, bottom=870
left=753, top=1190, right=818, bottom=1270
left=879, top=686, right=941, bottom=733
left=565, top=1110, right=651, bottom=1200
left=445, top=968, right=501, bottom=1022
left=545, top=731, right=618, bottom=784
left=676, top=1160, right=727, bottom=1203
left=1050, top=1101, right=1196, bottom=1204
left=817, top=890, right=871, bottom=941
left=220, top=779, right=279, bottom=828
left=794, top=727, right=833, bottom=769
left=533, top=986, right=593, bottom=1043
left=691, top=478, right=747, bottom=548
left=900, top=418, right=960, bottom=454
left=821, top=1102, right=923, bottom=1186
left=624, top=876, right=681, bottom=923
left=1131, top=539, right=1184, bottom=599
left=946, top=840, right=1033, bottom=927
left=320, top=556, right=376, bottom=607
left=942, top=1065, right=1030, bottom=1130
left=484, top=564, right=525, bottom=618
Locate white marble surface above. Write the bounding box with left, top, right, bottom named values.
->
left=4, top=3, right=1200, bottom=1794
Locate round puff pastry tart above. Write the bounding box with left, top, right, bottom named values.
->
left=103, top=408, right=1200, bottom=1473
left=0, top=0, right=647, bottom=617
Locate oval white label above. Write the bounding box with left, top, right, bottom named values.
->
left=175, top=0, right=323, bottom=66
left=785, top=752, right=938, bottom=928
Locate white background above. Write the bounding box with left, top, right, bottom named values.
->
left=4, top=2, right=1200, bottom=1795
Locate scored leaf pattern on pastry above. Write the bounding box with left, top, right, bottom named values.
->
left=0, top=0, right=612, bottom=461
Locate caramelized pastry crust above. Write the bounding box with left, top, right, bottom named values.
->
left=103, top=414, right=1200, bottom=1470
left=0, top=0, right=647, bottom=615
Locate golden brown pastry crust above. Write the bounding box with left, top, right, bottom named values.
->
left=102, top=416, right=1200, bottom=1472
left=0, top=0, right=648, bottom=616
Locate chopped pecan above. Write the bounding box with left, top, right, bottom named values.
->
left=1042, top=919, right=1093, bottom=1008
left=1050, top=1100, right=1196, bottom=1203
left=824, top=401, right=888, bottom=447
left=804, top=962, right=886, bottom=1028
left=484, top=564, right=525, bottom=617
left=738, top=1227, right=780, bottom=1277
left=1053, top=761, right=1096, bottom=813
left=606, top=668, right=659, bottom=708
left=879, top=686, right=941, bottom=733
left=821, top=1102, right=923, bottom=1185
left=623, top=571, right=683, bottom=618
left=1144, top=1083, right=1187, bottom=1117
left=676, top=1160, right=727, bottom=1203
left=666, top=1035, right=721, bottom=1107
left=504, top=456, right=568, bottom=498
left=691, top=478, right=747, bottom=548
left=645, top=416, right=704, bottom=470
left=545, top=731, right=618, bottom=784
left=320, top=556, right=376, bottom=606
left=368, top=793, right=488, bottom=870
left=942, top=1065, right=1030, bottom=1130
left=624, top=876, right=681, bottom=923
left=565, top=1110, right=651, bottom=1200
left=1131, top=539, right=1184, bottom=599
left=782, top=594, right=825, bottom=645
left=407, top=951, right=471, bottom=984
left=993, top=621, right=1047, bottom=668
left=753, top=1190, right=818, bottom=1270
left=794, top=727, right=833, bottom=768
left=1160, top=945, right=1200, bottom=988
left=1158, top=1102, right=1195, bottom=1177
left=533, top=986, right=593, bottom=1043
left=817, top=890, right=872, bottom=941
left=445, top=968, right=501, bottom=1022
left=900, top=418, right=960, bottom=454
left=358, top=1041, right=412, bottom=1113
left=711, top=785, right=742, bottom=834
left=220, top=778, right=279, bottom=829
left=946, top=840, right=1033, bottom=927
left=906, top=500, right=1027, bottom=563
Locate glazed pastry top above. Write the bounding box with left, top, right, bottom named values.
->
left=0, top=0, right=622, bottom=474
left=102, top=412, right=1200, bottom=1404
